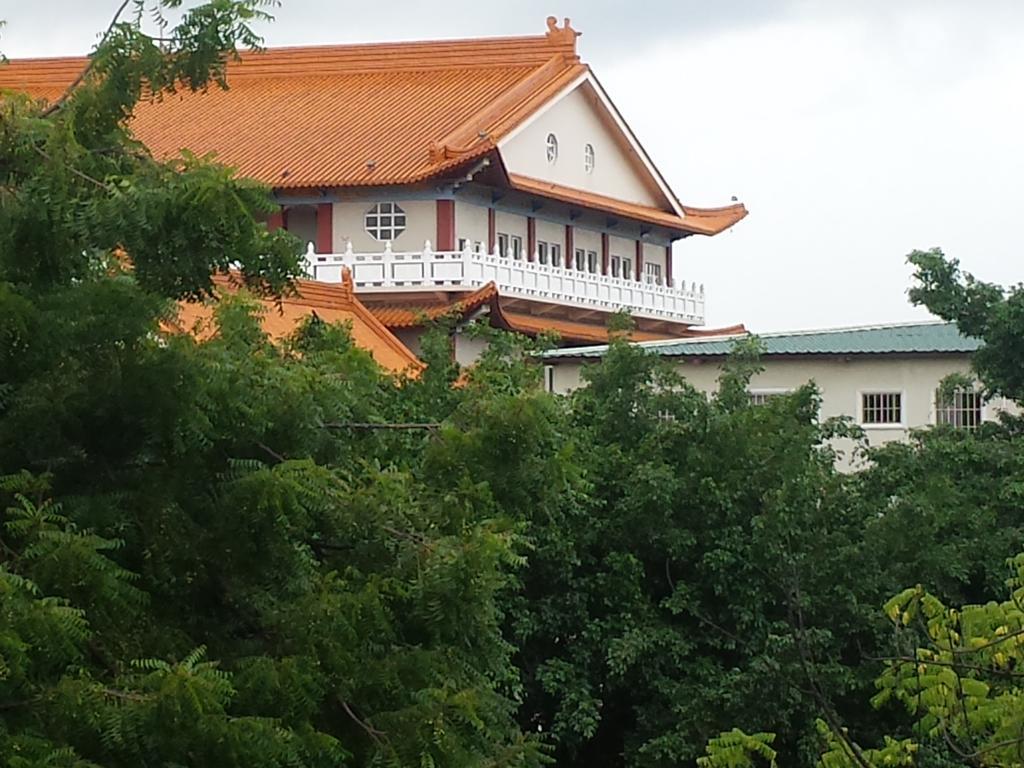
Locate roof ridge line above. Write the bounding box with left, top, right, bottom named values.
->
left=428, top=57, right=584, bottom=163
left=750, top=319, right=954, bottom=338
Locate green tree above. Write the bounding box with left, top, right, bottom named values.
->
left=0, top=4, right=542, bottom=766
left=441, top=333, right=884, bottom=767
left=908, top=247, right=1024, bottom=405
left=702, top=249, right=1024, bottom=766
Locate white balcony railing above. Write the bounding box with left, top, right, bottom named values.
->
left=303, top=241, right=705, bottom=325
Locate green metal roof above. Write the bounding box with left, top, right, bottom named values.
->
left=543, top=322, right=981, bottom=360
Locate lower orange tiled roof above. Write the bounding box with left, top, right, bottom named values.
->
left=171, top=272, right=422, bottom=373
left=507, top=174, right=748, bottom=236
left=366, top=283, right=500, bottom=328
left=498, top=312, right=675, bottom=343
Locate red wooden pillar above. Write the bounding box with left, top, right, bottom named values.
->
left=316, top=203, right=333, bottom=253
left=267, top=208, right=285, bottom=232
left=565, top=224, right=574, bottom=269
left=436, top=200, right=455, bottom=251
left=635, top=240, right=644, bottom=282
left=601, top=233, right=610, bottom=275
left=664, top=244, right=673, bottom=287
left=487, top=208, right=496, bottom=254
left=527, top=217, right=536, bottom=261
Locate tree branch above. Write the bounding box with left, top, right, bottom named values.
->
left=321, top=421, right=441, bottom=431
left=41, top=0, right=133, bottom=117
left=871, top=654, right=1024, bottom=679
left=30, top=143, right=112, bottom=191
left=340, top=698, right=388, bottom=747
left=950, top=627, right=1024, bottom=655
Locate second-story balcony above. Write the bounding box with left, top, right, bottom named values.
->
left=303, top=241, right=706, bottom=325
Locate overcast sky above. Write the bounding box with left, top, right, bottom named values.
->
left=5, top=1, right=1023, bottom=331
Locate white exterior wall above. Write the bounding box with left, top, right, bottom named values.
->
left=331, top=200, right=435, bottom=252
left=454, top=334, right=489, bottom=366
left=454, top=201, right=489, bottom=248
left=547, top=355, right=1017, bottom=470
left=535, top=219, right=564, bottom=258
left=499, top=84, right=664, bottom=208
left=573, top=228, right=601, bottom=256
left=642, top=242, right=667, bottom=282
left=608, top=235, right=634, bottom=260
left=494, top=211, right=529, bottom=257
left=393, top=328, right=423, bottom=358
left=285, top=205, right=318, bottom=247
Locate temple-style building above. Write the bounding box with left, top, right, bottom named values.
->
left=1, top=18, right=747, bottom=364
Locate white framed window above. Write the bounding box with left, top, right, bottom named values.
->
left=543, top=365, right=555, bottom=393
left=610, top=255, right=622, bottom=278
left=584, top=143, right=595, bottom=173
left=860, top=391, right=904, bottom=427
left=545, top=133, right=559, bottom=163
left=748, top=389, right=791, bottom=406
left=574, top=248, right=586, bottom=272
left=510, top=235, right=523, bottom=260
left=364, top=202, right=406, bottom=242
left=550, top=243, right=562, bottom=267
left=497, top=232, right=509, bottom=258
left=622, top=258, right=632, bottom=280
left=586, top=250, right=598, bottom=274
left=644, top=262, right=663, bottom=285
left=457, top=238, right=484, bottom=253
left=537, top=241, right=549, bottom=265
left=935, top=388, right=984, bottom=429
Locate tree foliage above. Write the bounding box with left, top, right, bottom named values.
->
left=0, top=4, right=544, bottom=766
left=5, top=4, right=1024, bottom=766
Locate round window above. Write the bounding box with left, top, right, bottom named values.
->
left=584, top=143, right=595, bottom=173
left=364, top=202, right=406, bottom=242
left=545, top=133, right=559, bottom=163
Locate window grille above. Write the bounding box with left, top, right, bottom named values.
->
left=861, top=392, right=903, bottom=425
left=749, top=391, right=787, bottom=406
left=364, top=202, right=406, bottom=242
left=584, top=143, right=595, bottom=173
left=510, top=235, right=523, bottom=260
left=545, top=133, right=559, bottom=163
left=543, top=365, right=555, bottom=393
left=936, top=388, right=983, bottom=429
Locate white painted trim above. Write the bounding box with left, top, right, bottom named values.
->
left=497, top=71, right=589, bottom=146
left=856, top=389, right=908, bottom=430
left=496, top=71, right=684, bottom=216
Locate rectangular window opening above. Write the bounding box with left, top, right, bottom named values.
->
left=936, top=388, right=983, bottom=429
left=861, top=392, right=903, bottom=425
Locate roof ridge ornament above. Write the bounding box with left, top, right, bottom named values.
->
left=545, top=17, right=580, bottom=52
left=340, top=265, right=355, bottom=297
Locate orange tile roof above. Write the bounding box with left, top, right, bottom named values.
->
left=0, top=21, right=586, bottom=190
left=498, top=312, right=673, bottom=344
left=171, top=272, right=422, bottom=373
left=507, top=174, right=748, bottom=235
left=366, top=283, right=501, bottom=328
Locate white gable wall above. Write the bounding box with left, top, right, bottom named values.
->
left=499, top=83, right=667, bottom=209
